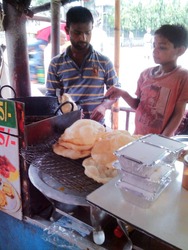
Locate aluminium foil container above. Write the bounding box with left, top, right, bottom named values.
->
left=139, top=134, right=186, bottom=164
left=115, top=179, right=169, bottom=209
left=114, top=140, right=170, bottom=178
left=113, top=160, right=173, bottom=193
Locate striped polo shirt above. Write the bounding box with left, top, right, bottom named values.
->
left=46, top=45, right=118, bottom=119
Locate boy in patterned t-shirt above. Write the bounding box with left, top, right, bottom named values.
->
left=105, top=24, right=188, bottom=136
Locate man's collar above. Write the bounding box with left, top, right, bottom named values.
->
left=66, top=44, right=94, bottom=56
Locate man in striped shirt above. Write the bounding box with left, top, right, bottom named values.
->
left=46, top=6, right=119, bottom=123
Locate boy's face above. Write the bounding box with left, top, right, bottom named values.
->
left=153, top=34, right=181, bottom=65
left=65, top=22, right=93, bottom=51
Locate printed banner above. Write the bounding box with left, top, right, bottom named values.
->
left=0, top=99, right=25, bottom=220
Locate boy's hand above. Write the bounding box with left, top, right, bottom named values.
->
left=105, top=86, right=122, bottom=99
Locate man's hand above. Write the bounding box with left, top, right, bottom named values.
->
left=91, top=98, right=117, bottom=122
left=90, top=104, right=106, bottom=122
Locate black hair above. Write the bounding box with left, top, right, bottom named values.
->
left=154, top=24, right=188, bottom=48
left=66, top=6, right=94, bottom=28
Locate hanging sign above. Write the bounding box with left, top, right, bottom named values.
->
left=0, top=99, right=24, bottom=220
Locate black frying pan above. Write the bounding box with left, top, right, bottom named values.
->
left=0, top=85, right=61, bottom=116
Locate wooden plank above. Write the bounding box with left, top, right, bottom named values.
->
left=112, top=0, right=120, bottom=130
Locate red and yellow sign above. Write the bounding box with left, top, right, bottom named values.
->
left=0, top=99, right=24, bottom=220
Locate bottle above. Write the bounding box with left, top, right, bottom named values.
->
left=182, top=155, right=188, bottom=190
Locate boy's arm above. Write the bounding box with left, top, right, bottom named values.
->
left=91, top=86, right=140, bottom=122
left=120, top=90, right=140, bottom=109
left=105, top=86, right=140, bottom=109
left=162, top=102, right=187, bottom=137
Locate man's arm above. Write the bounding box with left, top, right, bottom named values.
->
left=162, top=101, right=187, bottom=137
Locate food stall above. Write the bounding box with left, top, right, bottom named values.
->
left=0, top=96, right=132, bottom=249
left=1, top=93, right=188, bottom=250
left=1, top=1, right=188, bottom=250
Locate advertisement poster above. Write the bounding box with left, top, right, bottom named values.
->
left=0, top=99, right=24, bottom=220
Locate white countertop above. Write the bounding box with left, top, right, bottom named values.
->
left=87, top=161, right=188, bottom=250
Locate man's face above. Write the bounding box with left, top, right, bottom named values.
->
left=66, top=22, right=93, bottom=51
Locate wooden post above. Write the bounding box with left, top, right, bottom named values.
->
left=51, top=0, right=61, bottom=57
left=3, top=2, right=31, bottom=97
left=112, top=0, right=120, bottom=130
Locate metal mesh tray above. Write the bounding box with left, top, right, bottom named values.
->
left=22, top=138, right=101, bottom=207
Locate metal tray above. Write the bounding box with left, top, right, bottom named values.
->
left=28, top=151, right=101, bottom=207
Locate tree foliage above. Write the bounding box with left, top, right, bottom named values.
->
left=105, top=0, right=188, bottom=36
left=29, top=0, right=188, bottom=36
